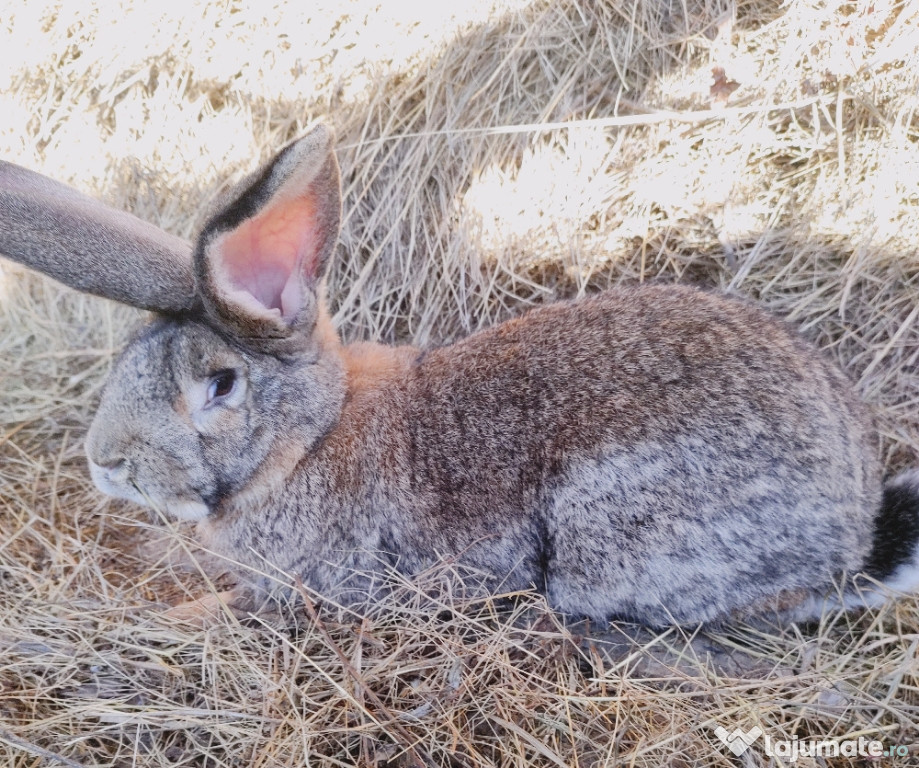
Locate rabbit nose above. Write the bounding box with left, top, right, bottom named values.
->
left=98, top=458, right=130, bottom=484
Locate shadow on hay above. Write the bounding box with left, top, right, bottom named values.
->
left=84, top=0, right=797, bottom=337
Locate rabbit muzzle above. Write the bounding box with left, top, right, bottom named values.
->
left=86, top=452, right=211, bottom=522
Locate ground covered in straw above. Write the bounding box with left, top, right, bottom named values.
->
left=1, top=0, right=918, bottom=765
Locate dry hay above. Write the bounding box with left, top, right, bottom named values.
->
left=1, top=0, right=918, bottom=765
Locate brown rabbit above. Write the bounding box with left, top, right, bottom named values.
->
left=2, top=125, right=917, bottom=626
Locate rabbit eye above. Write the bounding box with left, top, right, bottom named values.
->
left=206, top=370, right=237, bottom=404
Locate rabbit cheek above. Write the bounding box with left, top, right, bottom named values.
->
left=188, top=394, right=270, bottom=505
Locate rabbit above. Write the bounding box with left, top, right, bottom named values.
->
left=2, top=123, right=918, bottom=627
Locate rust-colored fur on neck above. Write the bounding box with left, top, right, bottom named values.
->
left=341, top=341, right=419, bottom=397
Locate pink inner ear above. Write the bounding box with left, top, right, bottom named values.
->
left=218, top=197, right=319, bottom=321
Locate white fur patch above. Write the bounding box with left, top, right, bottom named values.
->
left=878, top=551, right=919, bottom=597
left=800, top=549, right=919, bottom=620
left=163, top=499, right=211, bottom=522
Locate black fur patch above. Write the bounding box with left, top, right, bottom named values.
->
left=201, top=142, right=298, bottom=240
left=863, top=480, right=919, bottom=580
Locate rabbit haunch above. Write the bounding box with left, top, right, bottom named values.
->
left=2, top=124, right=919, bottom=626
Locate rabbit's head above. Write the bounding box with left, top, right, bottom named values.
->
left=1, top=125, right=345, bottom=521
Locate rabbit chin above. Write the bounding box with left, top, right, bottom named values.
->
left=88, top=462, right=209, bottom=522
left=159, top=499, right=211, bottom=522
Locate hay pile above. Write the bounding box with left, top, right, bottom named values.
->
left=2, top=0, right=918, bottom=765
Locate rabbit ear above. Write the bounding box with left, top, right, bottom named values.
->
left=0, top=162, right=196, bottom=313
left=195, top=124, right=341, bottom=343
